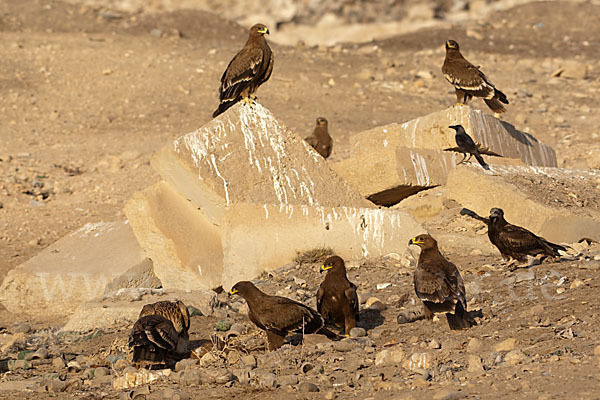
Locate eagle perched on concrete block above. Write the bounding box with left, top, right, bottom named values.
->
left=212, top=23, right=274, bottom=118
left=442, top=40, right=508, bottom=113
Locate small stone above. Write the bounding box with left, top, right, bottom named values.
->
left=180, top=369, right=203, bottom=386
left=570, top=279, right=585, bottom=289
left=8, top=360, right=32, bottom=370
left=375, top=347, right=405, bottom=365
left=324, top=390, right=335, bottom=400
left=333, top=339, right=355, bottom=352
left=240, top=354, right=256, bottom=369
left=114, top=358, right=129, bottom=370
left=467, top=337, right=482, bottom=352
left=301, top=362, right=315, bottom=374
left=175, top=358, right=198, bottom=371
left=593, top=345, right=600, bottom=357
left=12, top=322, right=31, bottom=334
left=403, top=352, right=434, bottom=371
left=504, top=350, right=526, bottom=365
left=515, top=270, right=535, bottom=282
left=298, top=382, right=320, bottom=392
left=257, top=372, right=278, bottom=388
left=32, top=347, right=49, bottom=360
left=349, top=327, right=366, bottom=338
left=94, top=367, right=110, bottom=378
left=366, top=297, right=386, bottom=311
left=52, top=357, right=66, bottom=370
left=428, top=339, right=441, bottom=349
left=495, top=338, right=516, bottom=352
left=279, top=375, right=299, bottom=387
left=226, top=323, right=245, bottom=337
left=376, top=283, right=391, bottom=290
left=467, top=355, right=484, bottom=374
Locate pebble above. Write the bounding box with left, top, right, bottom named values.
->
left=515, top=270, right=535, bottom=282
left=428, top=339, right=441, bottom=349
left=504, top=350, right=526, bottom=365
left=257, top=372, right=278, bottom=388
left=52, top=357, right=66, bottom=370
left=350, top=327, right=366, bottom=338
left=298, top=382, right=320, bottom=392
left=570, top=279, right=585, bottom=289
left=226, top=323, right=245, bottom=337
left=333, top=339, right=355, bottom=352
left=467, top=337, right=482, bottom=352
left=403, top=352, right=434, bottom=371
left=32, top=347, right=49, bottom=360
left=467, top=355, right=484, bottom=373
left=301, top=362, right=315, bottom=374
left=495, top=338, right=516, bottom=352
left=8, top=360, right=32, bottom=371
left=240, top=354, right=257, bottom=369
left=375, top=347, right=405, bottom=365
left=593, top=345, right=600, bottom=357
left=279, top=374, right=299, bottom=387
left=365, top=297, right=386, bottom=311
left=12, top=323, right=32, bottom=334
left=175, top=358, right=199, bottom=371
left=180, top=369, right=203, bottom=386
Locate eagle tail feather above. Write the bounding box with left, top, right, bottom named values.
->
left=484, top=97, right=507, bottom=113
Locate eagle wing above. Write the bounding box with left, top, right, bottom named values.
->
left=254, top=296, right=323, bottom=336
left=219, top=47, right=265, bottom=101
left=443, top=58, right=495, bottom=98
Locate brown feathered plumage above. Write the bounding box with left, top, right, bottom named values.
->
left=317, top=256, right=359, bottom=335
left=129, top=300, right=190, bottom=366
left=442, top=40, right=508, bottom=113
left=212, top=23, right=274, bottom=118
left=229, top=281, right=338, bottom=350
left=409, top=234, right=482, bottom=330
left=488, top=208, right=567, bottom=262
left=304, top=117, right=333, bottom=159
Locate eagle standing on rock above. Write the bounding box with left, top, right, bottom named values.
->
left=304, top=117, right=333, bottom=159
left=129, top=300, right=191, bottom=367
left=442, top=40, right=509, bottom=113
left=488, top=208, right=567, bottom=264
left=409, top=234, right=482, bottom=330
left=229, top=281, right=338, bottom=350
left=212, top=23, right=274, bottom=118
left=317, top=256, right=359, bottom=336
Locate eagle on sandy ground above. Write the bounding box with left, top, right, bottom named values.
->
left=128, top=300, right=190, bottom=367
left=212, top=23, right=274, bottom=118
left=304, top=117, right=333, bottom=159
left=317, top=256, right=359, bottom=335
left=442, top=40, right=509, bottom=113
left=409, top=234, right=482, bottom=330
left=229, top=281, right=338, bottom=350
left=487, top=208, right=567, bottom=263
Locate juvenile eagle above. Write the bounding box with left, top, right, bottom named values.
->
left=442, top=40, right=509, bottom=113
left=317, top=256, right=359, bottom=335
left=212, top=23, right=274, bottom=118
left=409, top=234, right=482, bottom=330
left=229, top=281, right=338, bottom=350
left=304, top=117, right=333, bottom=159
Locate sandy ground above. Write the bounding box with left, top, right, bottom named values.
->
left=1, top=0, right=600, bottom=398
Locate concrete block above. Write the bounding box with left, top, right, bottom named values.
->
left=0, top=221, right=153, bottom=317
left=445, top=165, right=600, bottom=243
left=151, top=102, right=370, bottom=226
left=332, top=105, right=556, bottom=206
left=125, top=180, right=424, bottom=291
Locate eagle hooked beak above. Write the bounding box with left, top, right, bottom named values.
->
left=258, top=27, right=270, bottom=35
left=320, top=265, right=332, bottom=273
left=228, top=288, right=238, bottom=296
left=409, top=237, right=424, bottom=246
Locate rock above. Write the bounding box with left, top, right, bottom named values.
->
left=175, top=359, right=198, bottom=372
left=227, top=322, right=246, bottom=337
left=365, top=297, right=386, bottom=311
left=467, top=355, right=484, bottom=374
left=179, top=369, right=203, bottom=386
left=301, top=362, right=315, bottom=374
left=556, top=61, right=588, bottom=80
left=403, top=352, right=434, bottom=371
left=375, top=346, right=405, bottom=365
left=298, top=382, right=320, bottom=392
left=350, top=327, right=367, bottom=338
left=495, top=338, right=517, bottom=352
left=467, top=337, right=482, bottom=352
left=570, top=279, right=585, bottom=289
left=240, top=354, right=257, bottom=369
left=12, top=322, right=31, bottom=333
left=32, top=347, right=49, bottom=360
left=52, top=357, right=66, bottom=370
left=8, top=360, right=32, bottom=371
left=113, top=369, right=168, bottom=390
left=504, top=350, right=526, bottom=365
left=279, top=375, right=299, bottom=387
left=0, top=221, right=150, bottom=316
left=257, top=372, right=278, bottom=388
left=445, top=167, right=600, bottom=244
left=331, top=105, right=556, bottom=206
left=126, top=103, right=423, bottom=290
left=594, top=345, right=600, bottom=357
left=433, top=388, right=467, bottom=400
left=428, top=339, right=441, bottom=350
left=333, top=339, right=355, bottom=352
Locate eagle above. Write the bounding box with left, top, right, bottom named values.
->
left=488, top=208, right=567, bottom=263
left=409, top=234, right=482, bottom=330
left=304, top=117, right=333, bottom=159
left=212, top=23, right=274, bottom=118
left=442, top=40, right=508, bottom=113
left=129, top=300, right=190, bottom=367
left=445, top=124, right=502, bottom=169
left=317, top=256, right=359, bottom=335
left=229, top=281, right=338, bottom=350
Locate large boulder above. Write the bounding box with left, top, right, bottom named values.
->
left=331, top=105, right=557, bottom=206
left=0, top=221, right=159, bottom=317
left=125, top=103, right=424, bottom=290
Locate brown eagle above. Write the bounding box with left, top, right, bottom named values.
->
left=229, top=281, right=338, bottom=350
left=212, top=23, right=274, bottom=118
left=488, top=208, right=567, bottom=262
left=442, top=40, right=508, bottom=113
left=317, top=256, right=359, bottom=335
left=304, top=117, right=333, bottom=159
left=129, top=300, right=190, bottom=367
left=409, top=234, right=482, bottom=330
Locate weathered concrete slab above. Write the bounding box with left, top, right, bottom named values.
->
left=151, top=102, right=370, bottom=226
left=332, top=105, right=555, bottom=206
left=444, top=165, right=600, bottom=243
left=61, top=289, right=217, bottom=332
left=0, top=221, right=157, bottom=316
left=125, top=180, right=424, bottom=291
